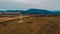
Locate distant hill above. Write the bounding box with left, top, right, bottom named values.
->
left=26, top=9, right=53, bottom=14
left=52, top=10, right=60, bottom=14
left=0, top=9, right=60, bottom=15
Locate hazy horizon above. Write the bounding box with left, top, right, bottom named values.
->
left=0, top=0, right=60, bottom=10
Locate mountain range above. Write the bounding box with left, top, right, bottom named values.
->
left=0, top=9, right=60, bottom=15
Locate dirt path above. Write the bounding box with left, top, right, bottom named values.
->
left=0, top=16, right=29, bottom=23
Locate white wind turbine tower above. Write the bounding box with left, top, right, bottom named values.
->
left=19, top=12, right=23, bottom=23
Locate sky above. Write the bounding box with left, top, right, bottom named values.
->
left=0, top=0, right=60, bottom=10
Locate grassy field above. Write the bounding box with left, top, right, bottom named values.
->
left=0, top=16, right=60, bottom=34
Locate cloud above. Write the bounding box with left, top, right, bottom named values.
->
left=11, top=0, right=51, bottom=5
left=0, top=0, right=60, bottom=10
left=0, top=1, right=35, bottom=10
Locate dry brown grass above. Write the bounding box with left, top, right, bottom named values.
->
left=0, top=16, right=60, bottom=34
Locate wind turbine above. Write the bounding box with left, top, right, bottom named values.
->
left=19, top=12, right=23, bottom=23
